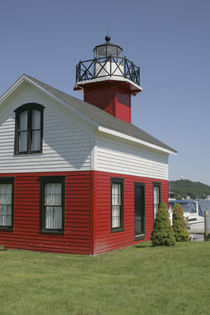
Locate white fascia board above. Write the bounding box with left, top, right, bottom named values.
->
left=0, top=75, right=99, bottom=130
left=23, top=76, right=99, bottom=129
left=0, top=76, right=25, bottom=104
left=98, top=126, right=177, bottom=155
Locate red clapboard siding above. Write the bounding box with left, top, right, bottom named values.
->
left=0, top=170, right=168, bottom=255
left=0, top=171, right=92, bottom=255
left=92, top=171, right=168, bottom=255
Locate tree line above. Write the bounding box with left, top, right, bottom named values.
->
left=169, top=179, right=210, bottom=200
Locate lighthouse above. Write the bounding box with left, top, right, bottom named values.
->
left=74, top=36, right=142, bottom=123
left=0, top=35, right=177, bottom=255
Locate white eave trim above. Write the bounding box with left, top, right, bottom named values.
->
left=98, top=126, right=177, bottom=155
left=0, top=75, right=99, bottom=129
left=24, top=76, right=99, bottom=129
left=0, top=77, right=25, bottom=104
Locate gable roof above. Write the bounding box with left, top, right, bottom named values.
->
left=0, top=74, right=177, bottom=155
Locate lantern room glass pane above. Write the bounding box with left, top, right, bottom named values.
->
left=95, top=45, right=123, bottom=58
left=107, top=45, right=117, bottom=56
left=96, top=46, right=107, bottom=57
left=117, top=48, right=123, bottom=58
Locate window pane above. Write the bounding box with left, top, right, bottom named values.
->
left=153, top=186, right=160, bottom=220
left=45, top=183, right=62, bottom=195
left=6, top=214, right=11, bottom=226
left=31, top=130, right=40, bottom=151
left=5, top=184, right=12, bottom=195
left=112, top=205, right=120, bottom=217
left=1, top=206, right=12, bottom=226
left=54, top=207, right=62, bottom=229
left=45, top=206, right=62, bottom=229
left=7, top=205, right=12, bottom=215
left=0, top=207, right=3, bottom=225
left=19, top=111, right=28, bottom=130
left=0, top=184, right=12, bottom=227
left=154, top=187, right=160, bottom=204
left=154, top=204, right=159, bottom=219
left=19, top=131, right=28, bottom=152
left=45, top=206, right=54, bottom=229
left=112, top=206, right=120, bottom=228
left=45, top=183, right=62, bottom=206
left=112, top=183, right=121, bottom=206
left=32, top=110, right=41, bottom=129
left=0, top=184, right=12, bottom=204
left=0, top=184, right=12, bottom=205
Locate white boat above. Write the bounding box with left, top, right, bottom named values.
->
left=169, top=200, right=204, bottom=234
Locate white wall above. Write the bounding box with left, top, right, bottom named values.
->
left=0, top=82, right=93, bottom=173
left=0, top=81, right=169, bottom=179
left=95, top=134, right=169, bottom=180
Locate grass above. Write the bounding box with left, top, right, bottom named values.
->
left=0, top=242, right=210, bottom=315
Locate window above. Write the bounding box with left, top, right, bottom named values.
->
left=0, top=178, right=14, bottom=231
left=14, top=103, right=44, bottom=154
left=40, top=176, right=65, bottom=233
left=134, top=182, right=145, bottom=240
left=153, top=183, right=161, bottom=220
left=111, top=178, right=124, bottom=232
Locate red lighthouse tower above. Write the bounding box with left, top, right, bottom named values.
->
left=74, top=36, right=142, bottom=123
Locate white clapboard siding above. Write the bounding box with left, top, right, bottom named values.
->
left=0, top=83, right=93, bottom=173
left=95, top=135, right=169, bottom=180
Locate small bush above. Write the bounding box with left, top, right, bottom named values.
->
left=151, top=201, right=176, bottom=246
left=172, top=203, right=190, bottom=242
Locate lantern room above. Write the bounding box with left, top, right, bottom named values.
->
left=93, top=36, right=124, bottom=78
left=93, top=35, right=123, bottom=58
left=74, top=36, right=142, bottom=123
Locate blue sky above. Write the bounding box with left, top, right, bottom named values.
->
left=0, top=0, right=210, bottom=184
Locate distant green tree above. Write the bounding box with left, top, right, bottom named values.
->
left=170, top=179, right=210, bottom=200
left=151, top=202, right=176, bottom=246
left=172, top=203, right=189, bottom=242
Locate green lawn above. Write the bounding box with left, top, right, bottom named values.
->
left=0, top=242, right=210, bottom=315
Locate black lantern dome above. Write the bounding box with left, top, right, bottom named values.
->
left=93, top=36, right=123, bottom=59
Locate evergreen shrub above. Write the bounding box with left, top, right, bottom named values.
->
left=151, top=201, right=176, bottom=246
left=172, top=203, right=190, bottom=242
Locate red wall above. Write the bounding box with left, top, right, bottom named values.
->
left=0, top=171, right=93, bottom=255
left=84, top=81, right=131, bottom=123
left=0, top=171, right=168, bottom=255
left=92, top=171, right=168, bottom=255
